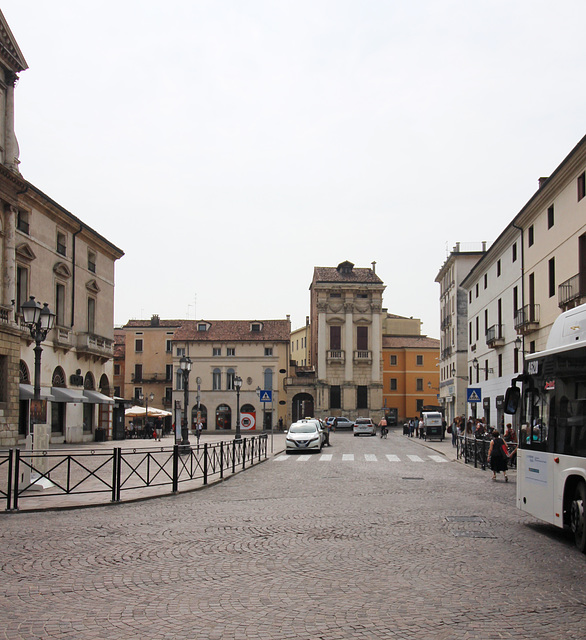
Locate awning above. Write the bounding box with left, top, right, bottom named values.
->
left=19, top=384, right=55, bottom=401
left=51, top=387, right=88, bottom=403
left=83, top=390, right=114, bottom=405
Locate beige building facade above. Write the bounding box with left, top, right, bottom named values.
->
left=0, top=11, right=124, bottom=446
left=172, top=319, right=290, bottom=433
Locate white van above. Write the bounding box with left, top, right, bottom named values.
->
left=422, top=412, right=443, bottom=441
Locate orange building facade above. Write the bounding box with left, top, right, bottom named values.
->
left=382, top=335, right=441, bottom=425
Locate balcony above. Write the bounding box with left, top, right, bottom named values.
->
left=441, top=315, right=452, bottom=330
left=327, top=350, right=345, bottom=363
left=353, top=350, right=372, bottom=364
left=76, top=332, right=114, bottom=361
left=514, top=305, right=540, bottom=335
left=441, top=346, right=452, bottom=359
left=131, top=372, right=171, bottom=383
left=53, top=326, right=73, bottom=351
left=559, top=273, right=586, bottom=310
left=486, top=324, right=505, bottom=348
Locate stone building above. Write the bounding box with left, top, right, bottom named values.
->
left=0, top=11, right=124, bottom=446
left=288, top=261, right=385, bottom=423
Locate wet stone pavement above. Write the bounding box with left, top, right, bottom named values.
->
left=0, top=430, right=584, bottom=639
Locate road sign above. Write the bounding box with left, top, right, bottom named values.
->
left=467, top=387, right=482, bottom=403
left=260, top=390, right=272, bottom=403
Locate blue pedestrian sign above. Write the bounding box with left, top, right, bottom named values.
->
left=467, top=387, right=482, bottom=403
left=260, top=390, right=272, bottom=403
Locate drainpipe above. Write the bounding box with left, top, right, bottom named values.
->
left=71, top=224, right=83, bottom=327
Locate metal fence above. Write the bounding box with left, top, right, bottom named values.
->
left=456, top=435, right=517, bottom=471
left=2, top=435, right=268, bottom=511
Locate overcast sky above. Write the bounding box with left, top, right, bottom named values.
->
left=3, top=1, right=586, bottom=336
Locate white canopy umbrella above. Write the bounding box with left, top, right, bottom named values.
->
left=125, top=406, right=171, bottom=418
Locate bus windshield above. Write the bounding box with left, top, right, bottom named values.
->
left=521, top=345, right=586, bottom=457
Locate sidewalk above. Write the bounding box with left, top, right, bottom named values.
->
left=4, top=432, right=287, bottom=513
left=406, top=428, right=518, bottom=479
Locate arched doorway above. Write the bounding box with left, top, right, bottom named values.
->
left=240, top=403, right=256, bottom=432
left=51, top=367, right=67, bottom=436
left=192, top=404, right=208, bottom=430
left=292, top=393, right=314, bottom=423
left=19, top=360, right=30, bottom=437
left=216, top=404, right=231, bottom=430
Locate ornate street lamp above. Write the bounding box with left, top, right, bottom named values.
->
left=234, top=375, right=242, bottom=440
left=21, top=296, right=55, bottom=439
left=179, top=356, right=192, bottom=450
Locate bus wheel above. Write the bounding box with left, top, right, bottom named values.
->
left=570, top=482, right=586, bottom=553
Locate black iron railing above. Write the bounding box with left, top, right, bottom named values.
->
left=456, top=435, right=517, bottom=470
left=2, top=435, right=268, bottom=511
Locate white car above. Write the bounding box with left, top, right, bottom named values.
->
left=286, top=420, right=325, bottom=453
left=353, top=417, right=376, bottom=436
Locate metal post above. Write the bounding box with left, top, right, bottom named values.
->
left=203, top=442, right=208, bottom=485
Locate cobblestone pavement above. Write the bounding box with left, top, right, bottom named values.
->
left=1, top=430, right=584, bottom=639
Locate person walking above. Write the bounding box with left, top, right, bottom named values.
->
left=378, top=416, right=388, bottom=438
left=487, top=429, right=509, bottom=482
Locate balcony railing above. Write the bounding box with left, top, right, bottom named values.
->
left=514, top=304, right=540, bottom=334
left=558, top=272, right=586, bottom=309
left=441, top=346, right=452, bottom=359
left=76, top=333, right=114, bottom=360
left=486, top=324, right=505, bottom=348
left=327, top=350, right=345, bottom=362
left=131, top=373, right=172, bottom=383
left=441, top=315, right=452, bottom=330
left=353, top=350, right=372, bottom=363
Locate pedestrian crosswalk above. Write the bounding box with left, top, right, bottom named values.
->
left=275, top=452, right=448, bottom=463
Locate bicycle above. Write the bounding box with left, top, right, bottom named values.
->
left=380, top=426, right=388, bottom=439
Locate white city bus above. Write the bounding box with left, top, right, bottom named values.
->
left=504, top=303, right=586, bottom=553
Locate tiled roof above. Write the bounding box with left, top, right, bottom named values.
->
left=174, top=320, right=291, bottom=342
left=312, top=264, right=384, bottom=285
left=383, top=336, right=440, bottom=349
left=123, top=319, right=184, bottom=329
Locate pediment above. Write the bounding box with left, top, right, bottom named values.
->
left=53, top=262, right=72, bottom=279
left=326, top=316, right=345, bottom=325
left=0, top=11, right=28, bottom=73
left=16, top=242, right=35, bottom=262
left=354, top=316, right=372, bottom=325
left=86, top=279, right=101, bottom=294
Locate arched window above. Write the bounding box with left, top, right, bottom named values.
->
left=226, top=368, right=235, bottom=390
left=264, top=368, right=273, bottom=390
left=84, top=372, right=95, bottom=390
left=19, top=360, right=30, bottom=384
left=52, top=366, right=66, bottom=387
left=212, top=368, right=221, bottom=390
left=99, top=374, right=110, bottom=396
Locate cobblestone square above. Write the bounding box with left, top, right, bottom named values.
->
left=1, top=431, right=584, bottom=639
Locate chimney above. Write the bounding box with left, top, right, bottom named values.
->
left=371, top=260, right=376, bottom=274
left=151, top=314, right=160, bottom=327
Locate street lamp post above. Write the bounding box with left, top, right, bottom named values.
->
left=139, top=391, right=155, bottom=438
left=179, top=356, right=192, bottom=450
left=21, top=296, right=55, bottom=438
left=234, top=375, right=242, bottom=440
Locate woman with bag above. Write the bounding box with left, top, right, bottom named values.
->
left=487, top=429, right=509, bottom=482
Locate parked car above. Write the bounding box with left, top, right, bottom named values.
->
left=353, top=417, right=376, bottom=436
left=286, top=420, right=325, bottom=453
left=332, top=416, right=354, bottom=430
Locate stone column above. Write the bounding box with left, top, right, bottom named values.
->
left=4, top=71, right=20, bottom=172
left=3, top=204, right=16, bottom=308
left=371, top=302, right=382, bottom=383
left=344, top=301, right=353, bottom=382
left=317, top=302, right=327, bottom=380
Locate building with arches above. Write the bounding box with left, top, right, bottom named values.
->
left=0, top=10, right=124, bottom=446
left=172, top=319, right=290, bottom=434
